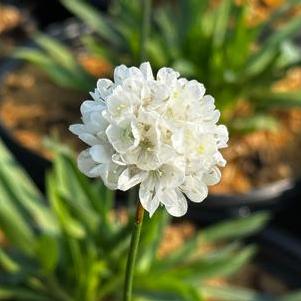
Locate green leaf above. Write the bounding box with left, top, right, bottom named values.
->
left=0, top=139, right=58, bottom=235
left=172, top=59, right=197, bottom=77
left=14, top=48, right=93, bottom=91
left=254, top=91, right=301, bottom=109
left=146, top=38, right=168, bottom=67
left=155, top=7, right=179, bottom=59
left=0, top=248, right=20, bottom=273
left=138, top=209, right=170, bottom=272
left=60, top=0, right=121, bottom=45
left=212, top=0, right=232, bottom=48
left=166, top=245, right=256, bottom=280
left=202, top=284, right=275, bottom=301
left=137, top=277, right=203, bottom=301
left=0, top=287, right=52, bottom=301
left=156, top=213, right=268, bottom=271
left=14, top=49, right=80, bottom=89
left=280, top=291, right=301, bottom=301
left=53, top=154, right=100, bottom=233
left=0, top=200, right=35, bottom=256
left=0, top=143, right=36, bottom=255
left=276, top=42, right=301, bottom=69
left=46, top=172, right=86, bottom=239
left=231, top=115, right=279, bottom=133
left=246, top=15, right=301, bottom=76
left=202, top=212, right=270, bottom=243
left=35, top=234, right=59, bottom=273
left=81, top=35, right=115, bottom=62
left=34, top=33, right=77, bottom=71
left=106, top=222, right=132, bottom=260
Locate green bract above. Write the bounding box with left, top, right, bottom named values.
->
left=0, top=139, right=292, bottom=301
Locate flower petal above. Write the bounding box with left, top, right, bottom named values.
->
left=118, top=167, right=147, bottom=191
left=139, top=175, right=160, bottom=217
left=181, top=175, right=208, bottom=203
left=80, top=100, right=105, bottom=115
left=157, top=67, right=179, bottom=85
left=140, top=62, right=154, bottom=81
left=112, top=153, right=126, bottom=165
left=97, top=78, right=114, bottom=100
left=213, top=152, right=227, bottom=167
left=160, top=189, right=187, bottom=217
left=158, top=163, right=185, bottom=188
left=106, top=121, right=139, bottom=154
left=99, top=163, right=125, bottom=190
left=184, top=80, right=205, bottom=100
left=114, top=64, right=128, bottom=84
left=203, top=166, right=221, bottom=185
left=77, top=149, right=100, bottom=178
left=89, top=145, right=112, bottom=163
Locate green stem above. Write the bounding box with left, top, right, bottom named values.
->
left=123, top=201, right=145, bottom=301
left=140, top=0, right=152, bottom=61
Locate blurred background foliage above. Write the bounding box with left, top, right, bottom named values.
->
left=1, top=138, right=300, bottom=301
left=2, top=0, right=301, bottom=300
left=15, top=0, right=301, bottom=133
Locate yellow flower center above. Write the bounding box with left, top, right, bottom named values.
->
left=197, top=144, right=205, bottom=154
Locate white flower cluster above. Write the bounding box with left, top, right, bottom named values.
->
left=70, top=62, right=228, bottom=217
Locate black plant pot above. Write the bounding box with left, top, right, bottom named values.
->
left=1, top=0, right=109, bottom=29
left=254, top=226, right=301, bottom=290
left=187, top=178, right=301, bottom=227
left=0, top=121, right=51, bottom=193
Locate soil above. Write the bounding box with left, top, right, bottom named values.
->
left=0, top=4, right=34, bottom=64
left=212, top=108, right=301, bottom=194
left=0, top=5, right=22, bottom=34
left=0, top=64, right=87, bottom=158
left=1, top=64, right=301, bottom=193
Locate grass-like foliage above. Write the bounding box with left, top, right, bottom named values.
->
left=14, top=34, right=95, bottom=91
left=0, top=140, right=300, bottom=301
left=16, top=0, right=301, bottom=132
left=148, top=0, right=301, bottom=132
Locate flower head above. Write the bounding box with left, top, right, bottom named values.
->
left=70, top=62, right=228, bottom=217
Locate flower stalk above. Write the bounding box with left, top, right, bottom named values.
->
left=123, top=201, right=145, bottom=301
